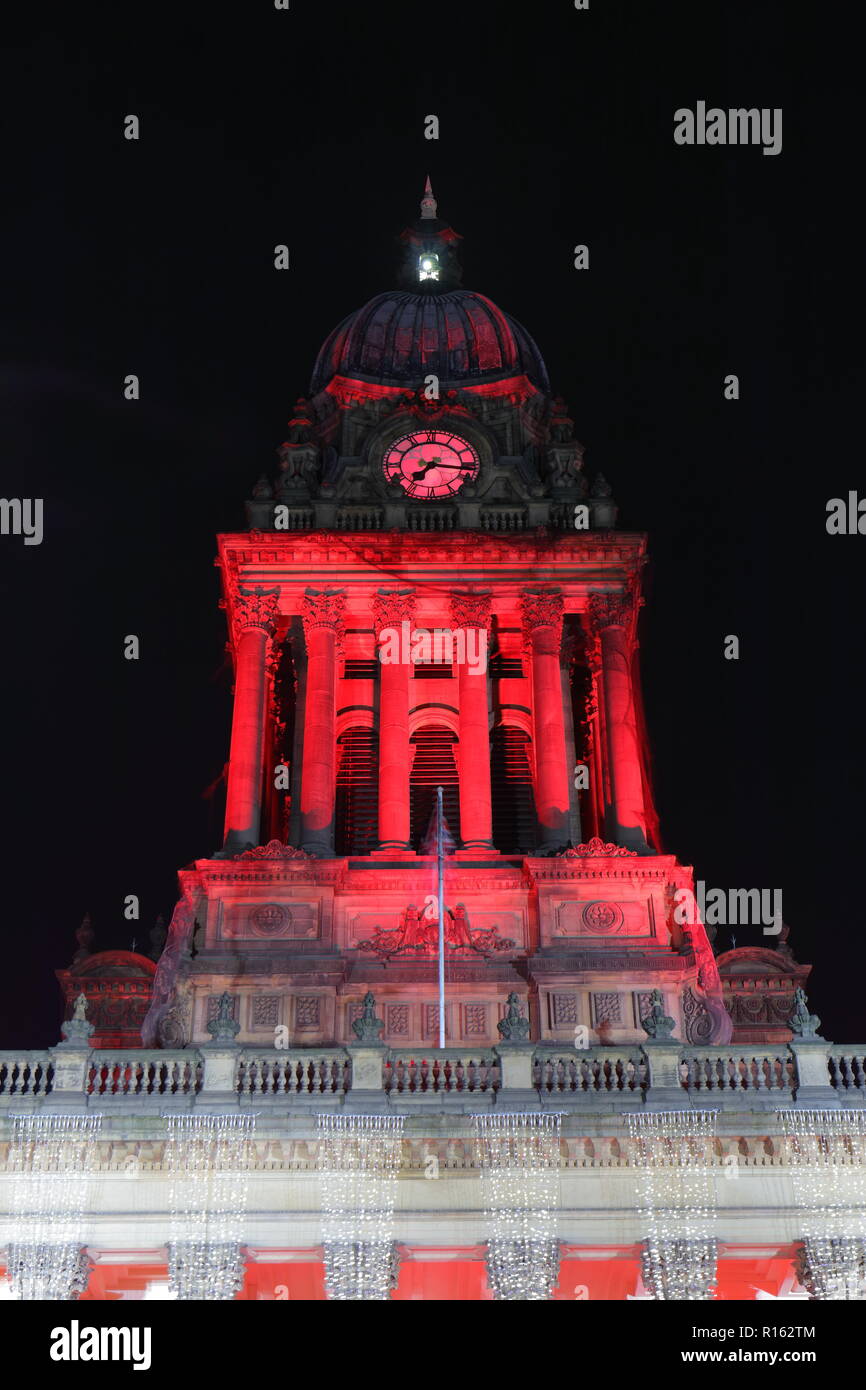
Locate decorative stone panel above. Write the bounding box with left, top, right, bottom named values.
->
left=463, top=1004, right=488, bottom=1037
left=295, top=996, right=321, bottom=1030
left=592, top=993, right=623, bottom=1026
left=250, top=995, right=280, bottom=1029
left=551, top=992, right=578, bottom=1027
left=387, top=1004, right=410, bottom=1037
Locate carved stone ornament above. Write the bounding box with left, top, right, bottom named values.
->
left=301, top=588, right=347, bottom=640
left=206, top=991, right=241, bottom=1044
left=640, top=988, right=677, bottom=1041
left=233, top=839, right=311, bottom=861
left=356, top=904, right=515, bottom=959
left=587, top=592, right=634, bottom=634
left=232, top=586, right=281, bottom=637
left=250, top=903, right=292, bottom=935
left=449, top=590, right=493, bottom=631
left=520, top=587, right=565, bottom=639
left=497, top=991, right=531, bottom=1042
left=559, top=837, right=638, bottom=858
left=158, top=980, right=192, bottom=1049
left=351, top=991, right=385, bottom=1043
left=59, top=992, right=95, bottom=1047
left=373, top=588, right=416, bottom=631
left=581, top=901, right=624, bottom=933
left=682, top=985, right=714, bottom=1045
left=789, top=987, right=822, bottom=1039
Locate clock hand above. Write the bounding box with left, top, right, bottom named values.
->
left=409, top=459, right=472, bottom=480
left=409, top=457, right=441, bottom=479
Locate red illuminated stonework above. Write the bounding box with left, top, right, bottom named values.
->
left=123, top=184, right=817, bottom=1058
left=32, top=186, right=821, bottom=1304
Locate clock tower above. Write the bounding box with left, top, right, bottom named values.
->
left=144, top=181, right=736, bottom=1054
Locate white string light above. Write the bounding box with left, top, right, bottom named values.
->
left=626, top=1110, right=718, bottom=1300
left=779, top=1108, right=866, bottom=1300
left=473, top=1112, right=562, bottom=1301
left=4, top=1112, right=102, bottom=1300
left=317, top=1114, right=405, bottom=1300
left=165, top=1112, right=255, bottom=1300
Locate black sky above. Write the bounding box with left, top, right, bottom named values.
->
left=1, top=2, right=863, bottom=1046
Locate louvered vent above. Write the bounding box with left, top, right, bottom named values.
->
left=410, top=727, right=460, bottom=849
left=412, top=662, right=454, bottom=679
left=491, top=725, right=536, bottom=853
left=335, top=728, right=379, bottom=855
left=489, top=654, right=524, bottom=679
left=343, top=659, right=379, bottom=680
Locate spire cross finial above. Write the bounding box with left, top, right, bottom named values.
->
left=420, top=175, right=437, bottom=220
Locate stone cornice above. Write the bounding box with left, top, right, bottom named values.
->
left=217, top=530, right=647, bottom=576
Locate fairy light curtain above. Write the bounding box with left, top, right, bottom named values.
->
left=317, top=1113, right=405, bottom=1300
left=5, top=1112, right=103, bottom=1300
left=626, top=1110, right=719, bottom=1300
left=473, top=1112, right=563, bottom=1301
left=165, top=1112, right=256, bottom=1300
left=779, top=1108, right=866, bottom=1300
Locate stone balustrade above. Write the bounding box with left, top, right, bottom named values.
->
left=0, top=1052, right=54, bottom=1098
left=87, top=1051, right=202, bottom=1097
left=384, top=1051, right=499, bottom=1095
left=679, top=1047, right=795, bottom=1097
left=534, top=1048, right=646, bottom=1095
left=0, top=1041, right=863, bottom=1113
left=236, top=1050, right=350, bottom=1097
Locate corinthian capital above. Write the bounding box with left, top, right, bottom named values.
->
left=301, top=587, right=347, bottom=641
left=587, top=592, right=634, bottom=634
left=449, top=589, right=492, bottom=631
left=373, top=588, right=416, bottom=632
left=232, top=586, right=281, bottom=638
left=520, top=587, right=565, bottom=640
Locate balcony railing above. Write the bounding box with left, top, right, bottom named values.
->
left=236, top=1050, right=350, bottom=1097
left=0, top=1041, right=861, bottom=1112
left=534, top=1048, right=647, bottom=1095
left=679, top=1048, right=794, bottom=1095
left=384, top=1051, right=499, bottom=1095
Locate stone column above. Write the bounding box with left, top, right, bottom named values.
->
left=373, top=589, right=415, bottom=853
left=588, top=593, right=648, bottom=853
left=521, top=588, right=570, bottom=853
left=223, top=587, right=280, bottom=853
left=450, top=591, right=494, bottom=851
left=300, top=588, right=346, bottom=857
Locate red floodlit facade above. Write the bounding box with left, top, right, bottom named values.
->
left=34, top=184, right=821, bottom=1303
left=138, top=182, right=790, bottom=1059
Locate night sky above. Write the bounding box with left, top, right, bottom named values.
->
left=1, top=3, right=861, bottom=1047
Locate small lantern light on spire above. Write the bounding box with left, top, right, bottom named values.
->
left=420, top=174, right=437, bottom=220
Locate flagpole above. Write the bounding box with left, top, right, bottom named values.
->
left=437, top=784, right=445, bottom=1049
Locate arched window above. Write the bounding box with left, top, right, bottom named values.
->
left=335, top=728, right=379, bottom=855
left=490, top=725, right=536, bottom=853
left=410, top=726, right=460, bottom=850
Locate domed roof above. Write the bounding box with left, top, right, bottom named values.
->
left=310, top=288, right=550, bottom=396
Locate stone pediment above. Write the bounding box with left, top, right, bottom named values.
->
left=716, top=948, right=802, bottom=977
left=68, top=951, right=156, bottom=980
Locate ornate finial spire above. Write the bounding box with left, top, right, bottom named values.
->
left=420, top=175, right=437, bottom=220
left=73, top=912, right=95, bottom=963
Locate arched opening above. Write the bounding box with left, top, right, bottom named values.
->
left=490, top=724, right=537, bottom=853
left=335, top=727, right=379, bottom=855
left=410, top=726, right=460, bottom=850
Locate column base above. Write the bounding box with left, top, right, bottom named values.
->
left=371, top=844, right=415, bottom=858
left=458, top=841, right=497, bottom=854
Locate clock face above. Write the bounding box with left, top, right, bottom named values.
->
left=383, top=430, right=480, bottom=499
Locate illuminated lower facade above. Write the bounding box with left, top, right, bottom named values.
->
left=1, top=1048, right=865, bottom=1300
